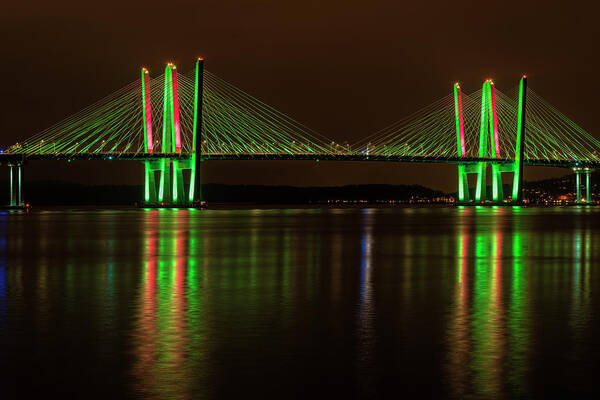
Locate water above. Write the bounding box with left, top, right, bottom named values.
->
left=1, top=206, right=599, bottom=399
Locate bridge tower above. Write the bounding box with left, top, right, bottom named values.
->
left=141, top=68, right=159, bottom=204
left=141, top=59, right=204, bottom=207
left=189, top=57, right=205, bottom=205
left=455, top=76, right=528, bottom=204
left=8, top=162, right=24, bottom=207
left=573, top=167, right=592, bottom=203
left=453, top=83, right=473, bottom=202
left=476, top=79, right=506, bottom=203
left=511, top=75, right=527, bottom=204
left=454, top=80, right=502, bottom=203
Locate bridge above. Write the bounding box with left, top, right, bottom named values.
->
left=1, top=58, right=599, bottom=207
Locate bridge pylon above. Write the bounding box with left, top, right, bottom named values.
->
left=453, top=83, right=470, bottom=202
left=454, top=76, right=527, bottom=204
left=476, top=79, right=504, bottom=202
left=9, top=163, right=23, bottom=207
left=140, top=59, right=205, bottom=207
left=573, top=167, right=593, bottom=203
left=453, top=82, right=491, bottom=203
left=511, top=76, right=527, bottom=204
left=1, top=158, right=25, bottom=209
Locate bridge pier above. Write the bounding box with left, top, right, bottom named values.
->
left=7, top=163, right=24, bottom=208
left=457, top=164, right=470, bottom=202
left=454, top=76, right=527, bottom=205
left=587, top=170, right=592, bottom=203
left=144, top=160, right=160, bottom=204
left=457, top=163, right=481, bottom=203
left=475, top=162, right=487, bottom=202
left=139, top=59, right=204, bottom=208
left=573, top=168, right=593, bottom=204
left=141, top=158, right=196, bottom=207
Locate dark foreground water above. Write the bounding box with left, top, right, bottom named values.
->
left=1, top=206, right=600, bottom=399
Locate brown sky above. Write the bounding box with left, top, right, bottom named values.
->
left=1, top=0, right=599, bottom=192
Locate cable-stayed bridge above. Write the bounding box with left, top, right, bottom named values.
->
left=1, top=58, right=599, bottom=207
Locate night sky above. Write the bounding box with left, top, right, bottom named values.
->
left=2, top=1, right=599, bottom=192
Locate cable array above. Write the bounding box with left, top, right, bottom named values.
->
left=354, top=85, right=600, bottom=163
left=4, top=72, right=600, bottom=164
left=8, top=80, right=145, bottom=156
left=352, top=90, right=486, bottom=159
left=6, top=70, right=339, bottom=157
left=523, top=89, right=600, bottom=162
left=182, top=71, right=339, bottom=156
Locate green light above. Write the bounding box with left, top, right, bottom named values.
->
left=141, top=69, right=151, bottom=153
left=492, top=168, right=498, bottom=200
left=508, top=230, right=528, bottom=394
left=479, top=81, right=489, bottom=159
left=576, top=172, right=581, bottom=203
left=586, top=171, right=591, bottom=203
left=144, top=162, right=150, bottom=202
left=453, top=83, right=464, bottom=156
left=189, top=60, right=201, bottom=203
left=162, top=65, right=171, bottom=153
left=454, top=83, right=470, bottom=203
left=458, top=164, right=465, bottom=202
left=172, top=160, right=178, bottom=202
left=491, top=164, right=503, bottom=203
left=18, top=165, right=21, bottom=205
left=512, top=77, right=527, bottom=202
left=9, top=166, right=13, bottom=206
left=188, top=154, right=196, bottom=203
left=475, top=162, right=485, bottom=201
left=475, top=81, right=491, bottom=202
left=158, top=159, right=165, bottom=202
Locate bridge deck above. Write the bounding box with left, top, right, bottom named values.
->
left=0, top=152, right=598, bottom=168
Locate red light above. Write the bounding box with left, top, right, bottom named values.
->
left=198, top=57, right=204, bottom=61
left=25, top=203, right=31, bottom=208
left=160, top=202, right=165, bottom=206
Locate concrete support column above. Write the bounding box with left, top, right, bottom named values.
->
left=586, top=170, right=592, bottom=203
left=9, top=166, right=15, bottom=206
left=475, top=162, right=487, bottom=202
left=576, top=171, right=581, bottom=203
left=491, top=164, right=504, bottom=202
left=144, top=161, right=157, bottom=204
left=457, top=164, right=470, bottom=203
left=18, top=164, right=23, bottom=205
left=9, top=163, right=23, bottom=206
left=172, top=160, right=185, bottom=204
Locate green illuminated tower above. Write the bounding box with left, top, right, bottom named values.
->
left=189, top=58, right=204, bottom=204
left=141, top=68, right=159, bottom=204
left=454, top=80, right=500, bottom=203
left=475, top=80, right=490, bottom=202
left=453, top=83, right=470, bottom=202
left=8, top=163, right=23, bottom=207
left=511, top=76, right=527, bottom=204
left=455, top=76, right=527, bottom=204
left=160, top=63, right=175, bottom=203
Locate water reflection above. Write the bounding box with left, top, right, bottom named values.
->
left=357, top=208, right=375, bottom=397
left=447, top=207, right=530, bottom=398
left=0, top=213, right=7, bottom=330
left=133, top=210, right=200, bottom=399
left=0, top=207, right=599, bottom=398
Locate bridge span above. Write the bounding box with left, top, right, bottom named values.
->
left=2, top=60, right=599, bottom=207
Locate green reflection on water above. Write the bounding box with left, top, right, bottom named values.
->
left=3, top=206, right=600, bottom=398
left=507, top=230, right=529, bottom=397
left=448, top=207, right=533, bottom=398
